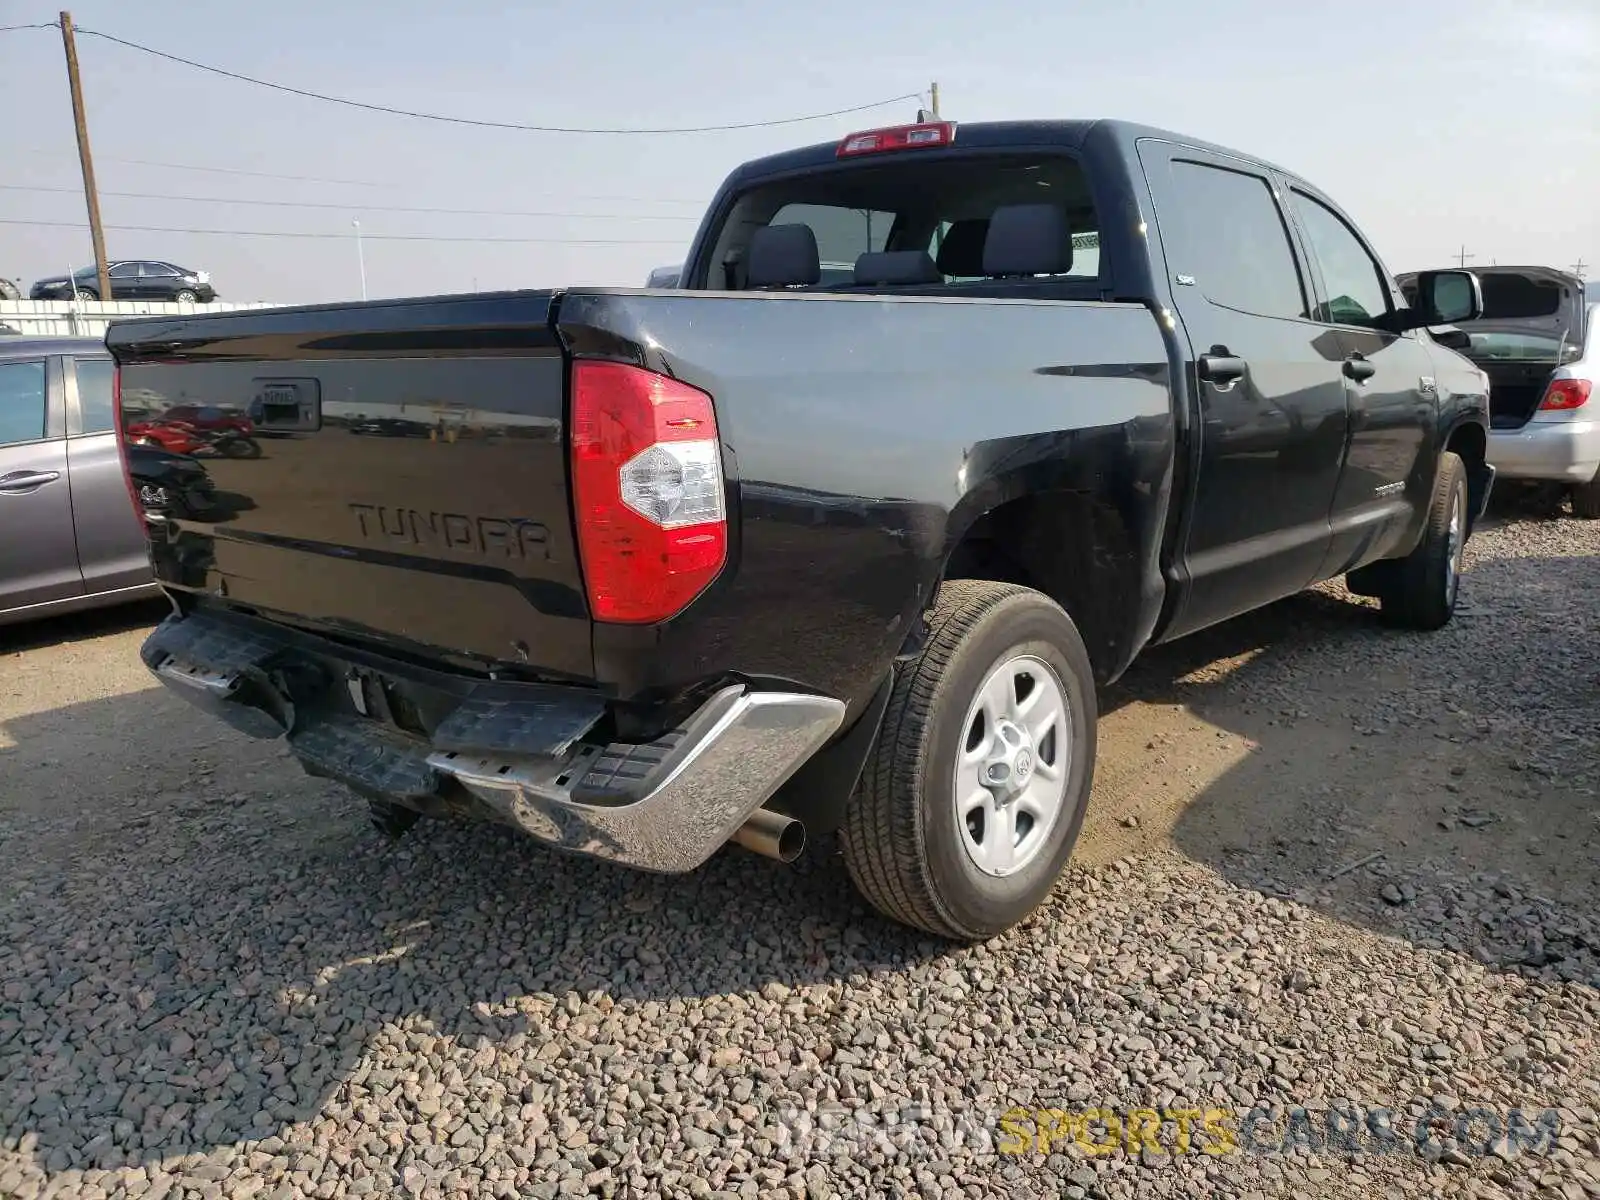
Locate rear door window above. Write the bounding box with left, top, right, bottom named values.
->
left=71, top=357, right=116, bottom=435
left=1163, top=159, right=1309, bottom=321
left=0, top=360, right=48, bottom=446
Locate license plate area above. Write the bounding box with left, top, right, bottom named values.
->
left=249, top=378, right=321, bottom=432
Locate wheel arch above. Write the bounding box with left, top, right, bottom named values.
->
left=936, top=488, right=1146, bottom=687
left=1443, top=417, right=1491, bottom=531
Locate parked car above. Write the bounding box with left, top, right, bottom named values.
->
left=105, top=117, right=1493, bottom=940
left=29, top=261, right=217, bottom=303
left=0, top=336, right=160, bottom=626
left=125, top=417, right=262, bottom=460
left=1398, top=266, right=1596, bottom=516
left=349, top=417, right=434, bottom=438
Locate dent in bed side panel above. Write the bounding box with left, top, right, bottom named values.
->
left=559, top=290, right=1176, bottom=713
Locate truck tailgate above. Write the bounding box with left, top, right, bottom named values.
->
left=106, top=292, right=592, bottom=679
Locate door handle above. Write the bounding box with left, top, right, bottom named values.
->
left=0, top=470, right=61, bottom=494
left=1197, top=352, right=1247, bottom=386
left=1343, top=354, right=1376, bottom=382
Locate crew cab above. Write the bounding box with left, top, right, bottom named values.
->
left=104, top=118, right=1494, bottom=940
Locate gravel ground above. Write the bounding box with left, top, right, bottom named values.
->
left=1, top=498, right=1598, bottom=1200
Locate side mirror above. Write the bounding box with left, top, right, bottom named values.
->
left=1403, top=269, right=1482, bottom=328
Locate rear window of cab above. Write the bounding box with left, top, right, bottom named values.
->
left=698, top=152, right=1104, bottom=291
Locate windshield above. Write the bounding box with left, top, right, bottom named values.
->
left=698, top=152, right=1102, bottom=289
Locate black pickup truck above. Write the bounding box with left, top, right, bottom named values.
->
left=105, top=117, right=1494, bottom=941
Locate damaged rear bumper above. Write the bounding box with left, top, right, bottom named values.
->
left=141, top=610, right=845, bottom=873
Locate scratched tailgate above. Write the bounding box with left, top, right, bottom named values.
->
left=104, top=290, right=594, bottom=679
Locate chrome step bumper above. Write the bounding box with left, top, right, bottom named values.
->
left=425, top=686, right=842, bottom=872
left=140, top=611, right=845, bottom=873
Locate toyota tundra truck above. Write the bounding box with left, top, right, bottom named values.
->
left=104, top=117, right=1494, bottom=941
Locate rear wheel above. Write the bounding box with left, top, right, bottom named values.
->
left=841, top=580, right=1097, bottom=941
left=1379, top=451, right=1467, bottom=630
left=218, top=436, right=262, bottom=459
left=1570, top=468, right=1600, bottom=520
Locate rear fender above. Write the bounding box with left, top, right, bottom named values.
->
left=928, top=415, right=1175, bottom=685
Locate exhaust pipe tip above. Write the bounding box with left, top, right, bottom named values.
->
left=732, top=807, right=806, bottom=863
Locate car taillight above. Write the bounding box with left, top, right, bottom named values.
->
left=1539, top=379, right=1591, bottom=412
left=570, top=360, right=727, bottom=624
left=836, top=121, right=956, bottom=158
left=111, top=365, right=142, bottom=515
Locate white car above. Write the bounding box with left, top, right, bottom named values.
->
left=1400, top=266, right=1597, bottom=517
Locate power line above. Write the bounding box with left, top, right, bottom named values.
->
left=0, top=217, right=683, bottom=245
left=70, top=23, right=922, bottom=135
left=0, top=182, right=704, bottom=221
left=0, top=22, right=59, bottom=32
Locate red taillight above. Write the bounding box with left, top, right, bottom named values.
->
left=1539, top=379, right=1591, bottom=412
left=836, top=121, right=956, bottom=158
left=570, top=360, right=727, bottom=624
left=111, top=364, right=142, bottom=516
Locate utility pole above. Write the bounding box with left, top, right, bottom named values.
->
left=930, top=81, right=940, bottom=118
left=352, top=220, right=367, bottom=300
left=1573, top=258, right=1588, bottom=281
left=1455, top=244, right=1474, bottom=269
left=59, top=11, right=111, bottom=303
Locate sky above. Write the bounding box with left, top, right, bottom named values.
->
left=2, top=0, right=1596, bottom=305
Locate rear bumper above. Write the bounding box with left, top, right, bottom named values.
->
left=1487, top=419, right=1600, bottom=485
left=141, top=611, right=845, bottom=873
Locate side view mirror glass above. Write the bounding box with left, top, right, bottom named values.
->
left=1417, top=270, right=1483, bottom=326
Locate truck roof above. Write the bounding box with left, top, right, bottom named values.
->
left=724, top=118, right=1304, bottom=188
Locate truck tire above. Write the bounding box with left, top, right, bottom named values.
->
left=1379, top=450, right=1467, bottom=631
left=1571, top=469, right=1600, bottom=520
left=841, top=579, right=1097, bottom=941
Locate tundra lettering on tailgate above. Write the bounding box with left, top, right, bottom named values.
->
left=348, top=503, right=551, bottom=561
